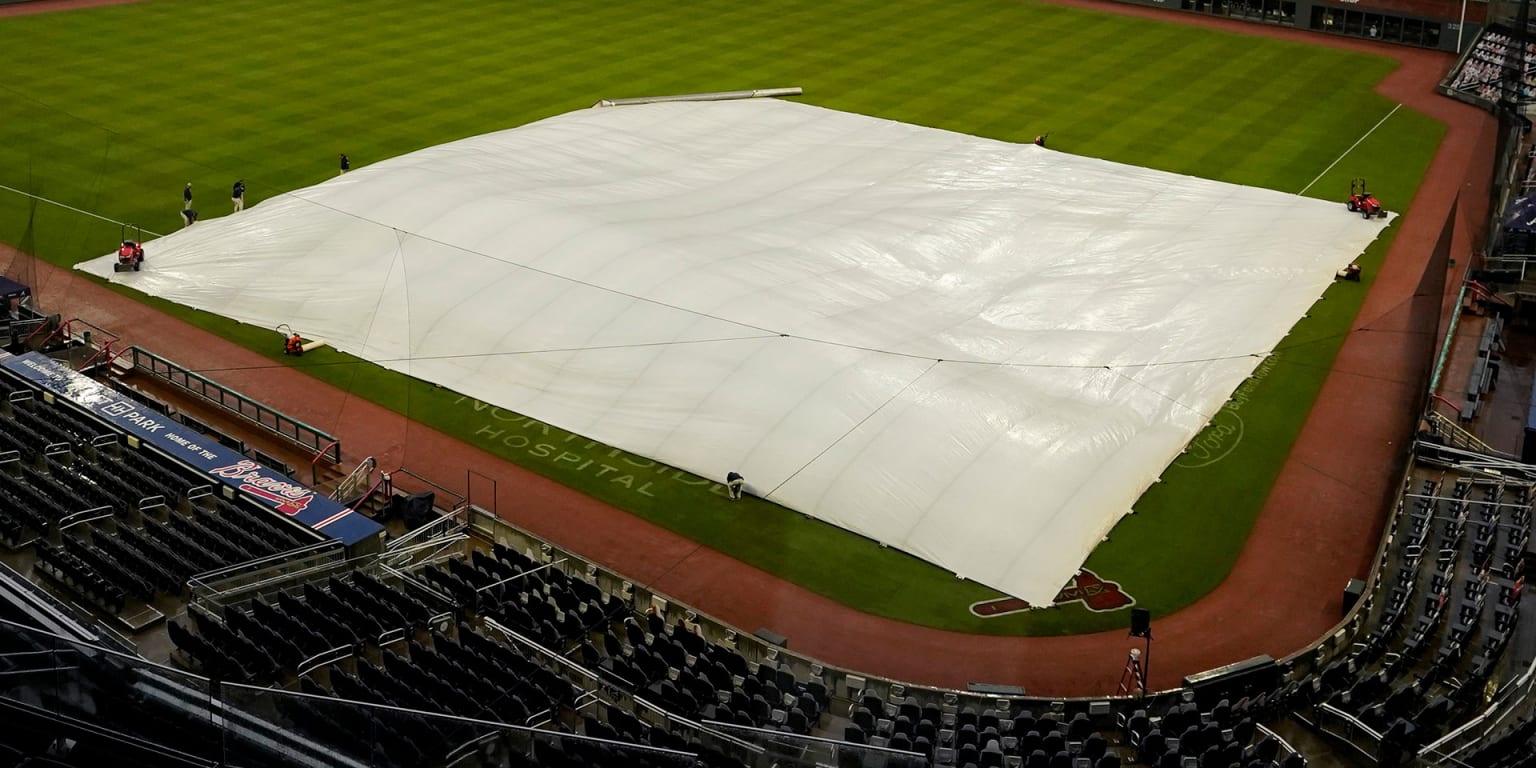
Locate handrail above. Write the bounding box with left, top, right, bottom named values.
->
left=383, top=508, right=469, bottom=554
left=484, top=617, right=599, bottom=683
left=382, top=535, right=470, bottom=562
left=476, top=558, right=565, bottom=594
left=1418, top=652, right=1536, bottom=761
left=66, top=318, right=123, bottom=372
left=0, top=617, right=698, bottom=766
left=29, top=317, right=70, bottom=349
left=1309, top=702, right=1385, bottom=764
left=1253, top=723, right=1300, bottom=760
left=698, top=718, right=890, bottom=758
left=391, top=467, right=468, bottom=511
left=345, top=475, right=385, bottom=513
left=126, top=346, right=341, bottom=463
left=187, top=539, right=343, bottom=586
left=333, top=456, right=377, bottom=504
left=310, top=440, right=339, bottom=467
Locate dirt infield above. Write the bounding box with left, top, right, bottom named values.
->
left=0, top=0, right=1497, bottom=695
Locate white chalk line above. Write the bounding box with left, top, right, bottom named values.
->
left=0, top=182, right=163, bottom=237
left=1297, top=103, right=1402, bottom=196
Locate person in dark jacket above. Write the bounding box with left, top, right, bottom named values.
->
left=725, top=471, right=745, bottom=501
left=339, top=153, right=350, bottom=175
left=180, top=208, right=199, bottom=228
left=182, top=182, right=193, bottom=211
left=231, top=179, right=246, bottom=212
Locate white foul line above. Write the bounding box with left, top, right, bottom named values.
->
left=0, top=182, right=164, bottom=238
left=1297, top=103, right=1402, bottom=196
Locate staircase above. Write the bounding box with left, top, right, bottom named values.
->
left=317, top=456, right=393, bottom=520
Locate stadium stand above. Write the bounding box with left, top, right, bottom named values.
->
left=5, top=59, right=1536, bottom=760
left=1444, top=26, right=1536, bottom=104
left=3, top=311, right=1535, bottom=768
left=7, top=354, right=1530, bottom=768
left=0, top=375, right=324, bottom=629
left=0, top=335, right=1532, bottom=768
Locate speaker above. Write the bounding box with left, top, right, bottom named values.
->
left=1343, top=578, right=1366, bottom=615
left=1129, top=608, right=1151, bottom=638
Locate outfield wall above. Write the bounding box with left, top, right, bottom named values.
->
left=1110, top=0, right=1479, bottom=51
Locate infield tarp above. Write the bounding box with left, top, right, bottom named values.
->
left=79, top=99, right=1390, bottom=604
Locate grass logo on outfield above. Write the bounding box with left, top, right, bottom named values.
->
left=969, top=569, right=1134, bottom=617
left=455, top=395, right=733, bottom=499
left=1173, top=352, right=1281, bottom=470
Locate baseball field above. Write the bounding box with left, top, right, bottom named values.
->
left=0, top=0, right=1445, bottom=636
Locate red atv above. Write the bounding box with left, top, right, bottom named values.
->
left=113, top=224, right=145, bottom=272
left=1346, top=178, right=1386, bottom=219
left=113, top=241, right=144, bottom=272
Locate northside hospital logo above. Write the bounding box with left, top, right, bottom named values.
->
left=451, top=395, right=1136, bottom=616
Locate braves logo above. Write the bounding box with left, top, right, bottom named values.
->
left=969, top=569, right=1135, bottom=617
left=240, top=484, right=315, bottom=515
left=209, top=459, right=316, bottom=516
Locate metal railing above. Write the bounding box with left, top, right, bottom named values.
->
left=186, top=540, right=346, bottom=614
left=1313, top=703, right=1385, bottom=762
left=0, top=617, right=699, bottom=768
left=436, top=436, right=1431, bottom=721
left=331, top=456, right=376, bottom=503
left=1424, top=409, right=1508, bottom=457
left=126, top=346, right=341, bottom=463
left=390, top=467, right=467, bottom=511
left=464, top=506, right=1117, bottom=712
left=1418, top=653, right=1536, bottom=763
left=702, top=720, right=924, bottom=768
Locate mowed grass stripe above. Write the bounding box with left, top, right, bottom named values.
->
left=0, top=0, right=1445, bottom=634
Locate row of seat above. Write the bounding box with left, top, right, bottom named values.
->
left=1322, top=473, right=1534, bottom=751
left=32, top=540, right=128, bottom=613
left=443, top=547, right=625, bottom=651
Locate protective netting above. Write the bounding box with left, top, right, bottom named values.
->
left=79, top=99, right=1392, bottom=604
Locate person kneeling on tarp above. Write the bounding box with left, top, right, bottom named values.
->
left=1336, top=262, right=1362, bottom=282
left=725, top=471, right=745, bottom=501
left=284, top=333, right=305, bottom=356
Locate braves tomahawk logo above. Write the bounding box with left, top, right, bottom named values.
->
left=969, top=569, right=1135, bottom=617
left=209, top=460, right=315, bottom=516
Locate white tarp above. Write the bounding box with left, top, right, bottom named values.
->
left=79, top=99, right=1390, bottom=605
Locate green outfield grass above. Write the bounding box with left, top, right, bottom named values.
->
left=0, top=0, right=1445, bottom=634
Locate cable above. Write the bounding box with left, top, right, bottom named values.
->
left=767, top=358, right=940, bottom=498
left=283, top=193, right=784, bottom=339
left=186, top=333, right=783, bottom=375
